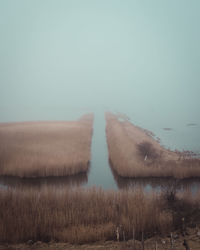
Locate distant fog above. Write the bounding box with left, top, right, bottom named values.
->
left=0, top=0, right=200, bottom=151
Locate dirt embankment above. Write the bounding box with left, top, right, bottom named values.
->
left=105, top=112, right=200, bottom=178
left=0, top=113, right=93, bottom=177
left=1, top=230, right=200, bottom=250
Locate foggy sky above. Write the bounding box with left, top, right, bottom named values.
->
left=0, top=0, right=200, bottom=124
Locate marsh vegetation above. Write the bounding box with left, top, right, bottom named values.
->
left=1, top=187, right=200, bottom=246
left=0, top=114, right=93, bottom=177
left=106, top=112, right=200, bottom=179
left=0, top=112, right=200, bottom=248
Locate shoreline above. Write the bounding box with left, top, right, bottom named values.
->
left=1, top=232, right=200, bottom=250
left=106, top=112, right=200, bottom=179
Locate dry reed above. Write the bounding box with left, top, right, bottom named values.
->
left=0, top=187, right=172, bottom=244
left=0, top=114, right=93, bottom=177
left=105, top=112, right=200, bottom=178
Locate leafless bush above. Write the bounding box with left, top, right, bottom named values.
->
left=137, top=141, right=159, bottom=161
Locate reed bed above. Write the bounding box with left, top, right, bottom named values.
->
left=0, top=187, right=172, bottom=244
left=0, top=114, right=93, bottom=177
left=106, top=112, right=200, bottom=178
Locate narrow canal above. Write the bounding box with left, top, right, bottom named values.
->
left=0, top=109, right=200, bottom=193
left=86, top=109, right=117, bottom=189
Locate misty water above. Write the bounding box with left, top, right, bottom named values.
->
left=86, top=109, right=117, bottom=189
left=0, top=1, right=200, bottom=192
left=0, top=107, right=200, bottom=193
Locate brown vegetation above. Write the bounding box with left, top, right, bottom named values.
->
left=0, top=114, right=93, bottom=177
left=0, top=187, right=172, bottom=244
left=105, top=112, right=200, bottom=178
left=137, top=141, right=159, bottom=161
left=1, top=187, right=200, bottom=246
left=110, top=164, right=200, bottom=190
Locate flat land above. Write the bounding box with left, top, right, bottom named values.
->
left=106, top=112, right=200, bottom=178
left=0, top=114, right=93, bottom=177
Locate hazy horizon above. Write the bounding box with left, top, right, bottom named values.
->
left=0, top=0, right=200, bottom=151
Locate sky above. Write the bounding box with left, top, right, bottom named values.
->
left=0, top=0, right=200, bottom=126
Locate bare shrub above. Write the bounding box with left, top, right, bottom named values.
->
left=137, top=141, right=159, bottom=161
left=161, top=188, right=200, bottom=233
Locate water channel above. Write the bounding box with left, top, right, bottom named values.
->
left=0, top=109, right=200, bottom=193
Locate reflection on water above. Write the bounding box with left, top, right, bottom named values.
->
left=86, top=110, right=117, bottom=189
left=0, top=111, right=200, bottom=191
left=0, top=172, right=88, bottom=189
left=110, top=161, right=200, bottom=194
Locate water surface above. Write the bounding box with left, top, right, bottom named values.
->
left=0, top=108, right=200, bottom=191
left=86, top=109, right=117, bottom=189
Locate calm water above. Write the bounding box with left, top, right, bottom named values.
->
left=0, top=107, right=200, bottom=191
left=86, top=109, right=117, bottom=189
left=1, top=0, right=200, bottom=192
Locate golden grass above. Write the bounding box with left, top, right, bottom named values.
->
left=0, top=114, right=93, bottom=177
left=106, top=112, right=200, bottom=178
left=0, top=187, right=172, bottom=244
